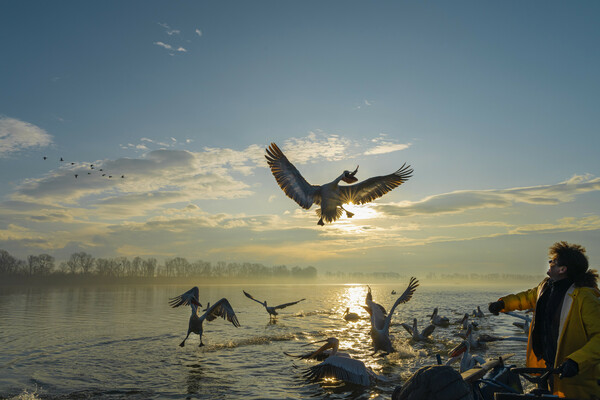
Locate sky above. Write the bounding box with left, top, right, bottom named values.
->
left=1, top=1, right=599, bottom=276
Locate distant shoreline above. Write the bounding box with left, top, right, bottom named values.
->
left=0, top=274, right=544, bottom=288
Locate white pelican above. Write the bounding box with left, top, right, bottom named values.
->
left=429, top=307, right=450, bottom=327
left=472, top=306, right=485, bottom=318
left=401, top=318, right=436, bottom=341
left=243, top=290, right=305, bottom=320
left=456, top=313, right=478, bottom=330
left=455, top=324, right=486, bottom=350
left=342, top=307, right=360, bottom=322
left=366, top=277, right=419, bottom=356
left=505, top=311, right=531, bottom=333
left=446, top=340, right=486, bottom=372
left=265, top=142, right=413, bottom=225
left=169, top=287, right=240, bottom=347
left=299, top=338, right=380, bottom=386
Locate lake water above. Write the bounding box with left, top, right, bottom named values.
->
left=0, top=282, right=532, bottom=399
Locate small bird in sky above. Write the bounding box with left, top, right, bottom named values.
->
left=265, top=142, right=413, bottom=225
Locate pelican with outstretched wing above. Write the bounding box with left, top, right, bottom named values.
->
left=169, top=287, right=240, bottom=347
left=297, top=337, right=381, bottom=386
left=401, top=318, right=436, bottom=342
left=243, top=290, right=305, bottom=320
left=265, top=142, right=413, bottom=225
left=366, top=277, right=419, bottom=356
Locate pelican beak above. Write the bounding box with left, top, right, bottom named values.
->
left=342, top=166, right=359, bottom=184
left=449, top=342, right=467, bottom=358
left=302, top=339, right=329, bottom=347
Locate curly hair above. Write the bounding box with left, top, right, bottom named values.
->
left=549, top=241, right=589, bottom=281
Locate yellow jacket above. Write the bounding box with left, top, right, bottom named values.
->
left=500, top=279, right=600, bottom=399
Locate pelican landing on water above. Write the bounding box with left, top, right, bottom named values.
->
left=243, top=290, right=305, bottom=320
left=365, top=277, right=419, bottom=356
left=169, top=287, right=240, bottom=347
left=265, top=142, right=413, bottom=225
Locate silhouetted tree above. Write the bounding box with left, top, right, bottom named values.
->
left=0, top=249, right=22, bottom=274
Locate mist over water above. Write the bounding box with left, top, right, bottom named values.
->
left=0, top=283, right=531, bottom=399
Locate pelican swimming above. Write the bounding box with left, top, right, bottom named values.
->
left=446, top=340, right=486, bottom=372
left=265, top=142, right=413, bottom=225
left=343, top=307, right=360, bottom=322
left=472, top=306, right=485, bottom=318
left=243, top=290, right=305, bottom=320
left=505, top=311, right=531, bottom=333
left=298, top=337, right=381, bottom=386
left=457, top=313, right=478, bottom=330
left=401, top=318, right=435, bottom=341
left=429, top=307, right=450, bottom=327
left=169, top=287, right=240, bottom=347
left=366, top=277, right=419, bottom=356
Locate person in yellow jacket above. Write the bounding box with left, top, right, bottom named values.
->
left=488, top=241, right=600, bottom=399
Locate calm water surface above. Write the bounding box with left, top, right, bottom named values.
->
left=0, top=283, right=532, bottom=399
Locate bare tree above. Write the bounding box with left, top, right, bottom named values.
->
left=67, top=252, right=94, bottom=274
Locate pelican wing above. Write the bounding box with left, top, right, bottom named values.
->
left=168, top=286, right=201, bottom=308
left=304, top=356, right=374, bottom=386
left=265, top=143, right=321, bottom=208
left=273, top=298, right=305, bottom=310
left=401, top=323, right=414, bottom=335
left=205, top=298, right=240, bottom=327
left=243, top=290, right=265, bottom=306
left=384, top=277, right=419, bottom=331
left=339, top=163, right=413, bottom=205
left=422, top=324, right=436, bottom=338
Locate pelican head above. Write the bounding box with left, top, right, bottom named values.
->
left=341, top=166, right=359, bottom=183
left=343, top=307, right=349, bottom=316
left=303, top=337, right=340, bottom=358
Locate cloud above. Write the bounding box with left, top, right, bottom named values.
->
left=195, top=29, right=202, bottom=37
left=280, top=132, right=354, bottom=163
left=364, top=134, right=411, bottom=155
left=0, top=116, right=53, bottom=157
left=153, top=41, right=187, bottom=53
left=158, top=22, right=180, bottom=36
left=377, top=174, right=600, bottom=217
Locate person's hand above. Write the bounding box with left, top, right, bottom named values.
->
left=488, top=300, right=505, bottom=316
left=558, top=359, right=579, bottom=379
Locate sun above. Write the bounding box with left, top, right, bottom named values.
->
left=343, top=203, right=379, bottom=220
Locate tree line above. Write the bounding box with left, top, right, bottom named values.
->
left=0, top=249, right=317, bottom=280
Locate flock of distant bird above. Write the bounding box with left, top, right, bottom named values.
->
left=168, top=280, right=531, bottom=387
left=42, top=156, right=125, bottom=180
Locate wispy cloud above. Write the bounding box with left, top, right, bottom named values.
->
left=195, top=29, right=202, bottom=37
left=376, top=174, right=600, bottom=217
left=158, top=22, right=180, bottom=36
left=0, top=116, right=53, bottom=157
left=364, top=134, right=411, bottom=155
left=153, top=41, right=187, bottom=53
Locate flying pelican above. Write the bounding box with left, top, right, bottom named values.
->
left=401, top=318, right=436, bottom=341
left=446, top=340, right=486, bottom=373
left=169, top=287, right=240, bottom=347
left=243, top=290, right=305, bottom=320
left=366, top=277, right=419, bottom=356
left=429, top=307, right=450, bottom=327
left=265, top=142, right=413, bottom=225
left=299, top=337, right=381, bottom=386
left=505, top=311, right=531, bottom=333
left=342, top=307, right=360, bottom=322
